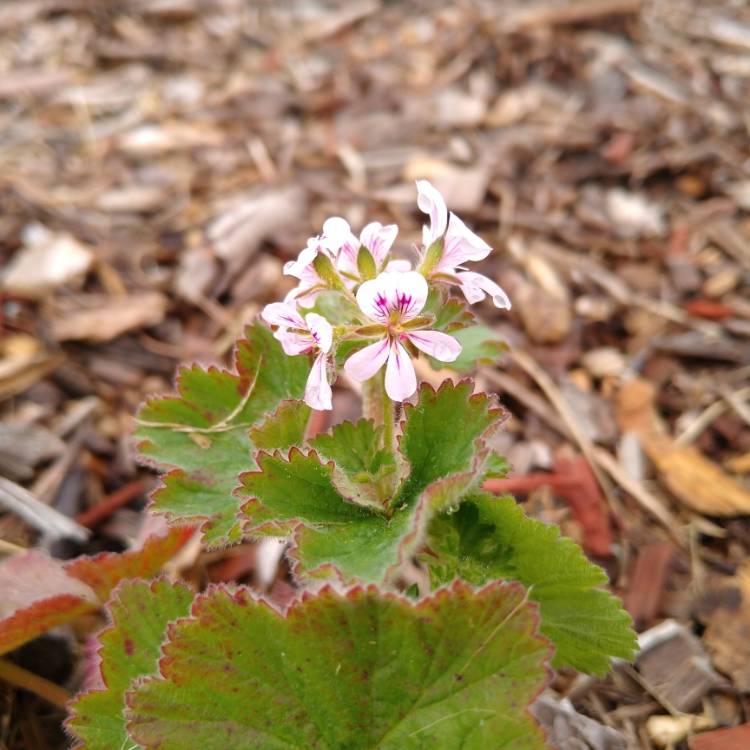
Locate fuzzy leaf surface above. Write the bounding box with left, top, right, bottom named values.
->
left=126, top=581, right=551, bottom=749
left=309, top=419, right=398, bottom=510
left=68, top=579, right=194, bottom=750
left=136, top=323, right=309, bottom=547
left=239, top=382, right=502, bottom=581
left=425, top=493, right=638, bottom=674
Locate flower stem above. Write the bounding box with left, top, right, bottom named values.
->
left=0, top=657, right=70, bottom=708
left=382, top=387, right=395, bottom=455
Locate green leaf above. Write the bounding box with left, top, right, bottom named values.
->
left=239, top=382, right=503, bottom=582
left=425, top=493, right=638, bottom=674
left=483, top=451, right=510, bottom=479
left=429, top=324, right=506, bottom=373
left=304, top=291, right=361, bottom=326
left=250, top=400, right=311, bottom=452
left=67, top=579, right=194, bottom=750
left=396, top=379, right=502, bottom=502
left=136, top=323, right=310, bottom=547
left=126, top=581, right=552, bottom=749
left=424, top=290, right=474, bottom=331
left=309, top=419, right=399, bottom=511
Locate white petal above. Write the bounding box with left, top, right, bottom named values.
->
left=456, top=271, right=511, bottom=309
left=384, top=341, right=417, bottom=401
left=438, top=213, right=492, bottom=270
left=355, top=271, right=428, bottom=323
left=406, top=330, right=461, bottom=362
left=360, top=222, right=398, bottom=266
left=284, top=238, right=320, bottom=279
left=323, top=216, right=359, bottom=275
left=322, top=217, right=358, bottom=251
left=305, top=312, right=333, bottom=353
left=262, top=302, right=305, bottom=329
left=274, top=329, right=313, bottom=356
left=416, top=180, right=448, bottom=246
left=385, top=259, right=412, bottom=272
left=343, top=338, right=390, bottom=382
left=304, top=352, right=332, bottom=411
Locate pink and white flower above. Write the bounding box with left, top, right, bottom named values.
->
left=416, top=179, right=511, bottom=309
left=343, top=271, right=461, bottom=401
left=262, top=302, right=333, bottom=411
left=322, top=217, right=398, bottom=280
left=283, top=235, right=334, bottom=304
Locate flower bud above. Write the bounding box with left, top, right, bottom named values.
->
left=417, top=237, right=444, bottom=276
left=356, top=246, right=377, bottom=280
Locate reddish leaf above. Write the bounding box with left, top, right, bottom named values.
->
left=65, top=527, right=194, bottom=601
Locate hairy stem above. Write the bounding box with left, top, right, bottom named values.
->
left=0, top=657, right=70, bottom=708
left=362, top=376, right=384, bottom=425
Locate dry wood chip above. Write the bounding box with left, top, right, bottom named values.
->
left=636, top=619, right=726, bottom=712
left=616, top=379, right=750, bottom=516
left=2, top=228, right=94, bottom=297
left=207, top=186, right=307, bottom=270
left=531, top=693, right=627, bottom=749
left=689, top=723, right=750, bottom=750
left=46, top=292, right=168, bottom=342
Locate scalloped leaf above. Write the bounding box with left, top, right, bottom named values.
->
left=239, top=382, right=502, bottom=582
left=309, top=419, right=399, bottom=511
left=126, top=581, right=551, bottom=749
left=0, top=529, right=192, bottom=656
left=240, top=449, right=472, bottom=581
left=424, top=493, right=638, bottom=675
left=136, top=323, right=310, bottom=547
left=67, top=579, right=194, bottom=750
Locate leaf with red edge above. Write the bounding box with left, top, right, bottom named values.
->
left=125, top=581, right=552, bottom=749
left=0, top=552, right=98, bottom=656
left=0, top=529, right=194, bottom=656
left=136, top=323, right=310, bottom=548
left=65, top=526, right=195, bottom=601
left=67, top=579, right=194, bottom=750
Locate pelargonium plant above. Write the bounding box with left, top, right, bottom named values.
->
left=63, top=181, right=636, bottom=749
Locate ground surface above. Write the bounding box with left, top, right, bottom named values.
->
left=1, top=1, right=749, bottom=748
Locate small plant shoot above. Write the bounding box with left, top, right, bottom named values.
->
left=65, top=182, right=636, bottom=748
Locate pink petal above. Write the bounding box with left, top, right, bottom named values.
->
left=284, top=238, right=321, bottom=279
left=360, top=222, right=398, bottom=266
left=304, top=352, right=332, bottom=411
left=343, top=338, right=390, bottom=382
left=437, top=213, right=492, bottom=270
left=416, top=180, right=447, bottom=247
left=274, top=329, right=313, bottom=356
left=385, top=341, right=417, bottom=401
left=262, top=302, right=305, bottom=329
left=405, top=330, right=461, bottom=362
left=305, top=312, right=333, bottom=353
left=456, top=271, right=511, bottom=309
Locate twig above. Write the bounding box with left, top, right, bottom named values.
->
left=0, top=476, right=88, bottom=542
left=75, top=480, right=148, bottom=528
left=482, top=367, right=683, bottom=542
left=0, top=657, right=71, bottom=708
left=720, top=385, right=750, bottom=429
left=507, top=348, right=622, bottom=515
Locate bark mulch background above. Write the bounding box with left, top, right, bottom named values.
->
left=1, top=1, right=750, bottom=748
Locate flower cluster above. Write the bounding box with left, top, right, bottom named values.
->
left=262, top=181, right=511, bottom=409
